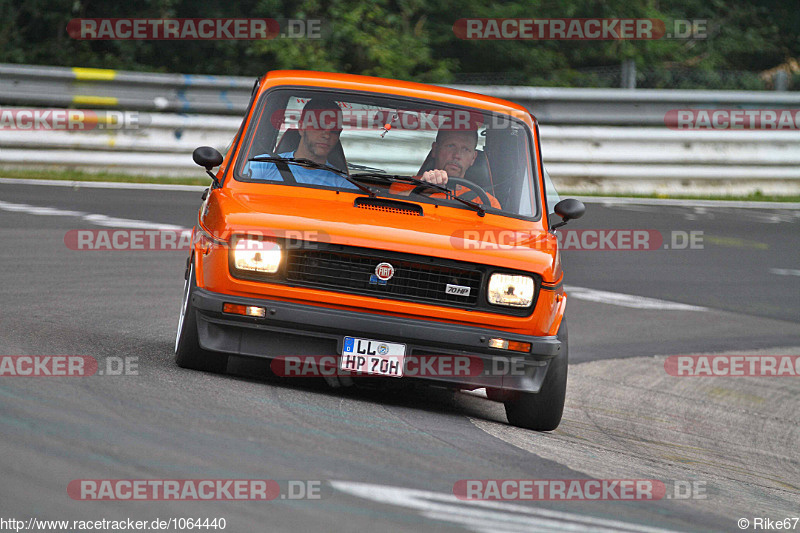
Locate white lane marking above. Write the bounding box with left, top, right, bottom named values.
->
left=0, top=177, right=207, bottom=192
left=81, top=213, right=185, bottom=230
left=0, top=200, right=82, bottom=216
left=331, top=481, right=681, bottom=533
left=564, top=285, right=707, bottom=311
left=574, top=196, right=800, bottom=210
left=770, top=268, right=800, bottom=277
left=0, top=200, right=186, bottom=230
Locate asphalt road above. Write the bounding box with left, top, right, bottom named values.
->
left=1, top=179, right=798, bottom=532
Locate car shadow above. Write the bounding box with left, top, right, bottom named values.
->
left=222, top=353, right=509, bottom=426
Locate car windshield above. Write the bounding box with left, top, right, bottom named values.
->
left=235, top=88, right=541, bottom=219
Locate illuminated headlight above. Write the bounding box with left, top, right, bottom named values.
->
left=487, top=274, right=535, bottom=307
left=233, top=238, right=282, bottom=273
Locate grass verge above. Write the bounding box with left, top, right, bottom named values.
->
left=2, top=169, right=798, bottom=202
left=560, top=191, right=800, bottom=203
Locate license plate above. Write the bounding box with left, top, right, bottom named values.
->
left=341, top=336, right=406, bottom=378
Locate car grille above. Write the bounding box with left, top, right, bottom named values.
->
left=285, top=247, right=482, bottom=308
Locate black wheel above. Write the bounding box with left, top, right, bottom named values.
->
left=503, top=321, right=568, bottom=431
left=174, top=258, right=228, bottom=373
left=411, top=177, right=493, bottom=206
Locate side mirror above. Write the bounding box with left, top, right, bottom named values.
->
left=551, top=198, right=585, bottom=229
left=193, top=146, right=223, bottom=187
left=193, top=146, right=223, bottom=170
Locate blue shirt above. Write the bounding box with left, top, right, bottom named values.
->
left=247, top=151, right=357, bottom=189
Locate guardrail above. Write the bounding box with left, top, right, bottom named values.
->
left=447, top=85, right=800, bottom=126
left=1, top=63, right=799, bottom=194
left=0, top=63, right=254, bottom=115
left=3, top=62, right=800, bottom=125
left=1, top=109, right=798, bottom=195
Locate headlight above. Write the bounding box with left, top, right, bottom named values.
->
left=488, top=273, right=535, bottom=307
left=233, top=238, right=282, bottom=273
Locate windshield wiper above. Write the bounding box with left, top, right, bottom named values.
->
left=350, top=172, right=486, bottom=217
left=248, top=156, right=376, bottom=197
left=347, top=162, right=386, bottom=173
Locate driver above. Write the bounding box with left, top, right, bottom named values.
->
left=394, top=125, right=501, bottom=209
left=420, top=128, right=479, bottom=186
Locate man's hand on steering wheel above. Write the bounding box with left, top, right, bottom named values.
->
left=420, top=169, right=448, bottom=186
left=414, top=171, right=494, bottom=206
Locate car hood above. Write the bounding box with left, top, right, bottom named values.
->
left=202, top=187, right=559, bottom=281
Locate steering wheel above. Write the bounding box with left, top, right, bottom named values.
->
left=411, top=177, right=492, bottom=206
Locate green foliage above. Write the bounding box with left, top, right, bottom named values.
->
left=0, top=0, right=797, bottom=88
left=249, top=0, right=454, bottom=81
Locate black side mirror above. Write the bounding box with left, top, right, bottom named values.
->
left=193, top=146, right=223, bottom=186
left=193, top=146, right=223, bottom=170
left=551, top=198, right=586, bottom=229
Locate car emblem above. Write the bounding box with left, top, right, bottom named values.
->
left=446, top=283, right=471, bottom=296
left=375, top=262, right=394, bottom=281
left=370, top=262, right=394, bottom=285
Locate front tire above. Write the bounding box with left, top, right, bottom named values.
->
left=503, top=321, right=568, bottom=431
left=174, top=259, right=228, bottom=374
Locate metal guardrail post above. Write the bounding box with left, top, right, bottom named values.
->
left=774, top=71, right=789, bottom=91
left=621, top=60, right=636, bottom=89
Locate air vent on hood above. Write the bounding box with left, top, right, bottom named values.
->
left=354, top=197, right=423, bottom=216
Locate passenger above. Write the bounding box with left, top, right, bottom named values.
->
left=250, top=98, right=357, bottom=189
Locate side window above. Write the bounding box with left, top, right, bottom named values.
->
left=518, top=168, right=532, bottom=216
left=543, top=167, right=560, bottom=214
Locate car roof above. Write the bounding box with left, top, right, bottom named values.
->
left=260, top=70, right=535, bottom=121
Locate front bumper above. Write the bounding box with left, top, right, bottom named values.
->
left=192, top=288, right=563, bottom=393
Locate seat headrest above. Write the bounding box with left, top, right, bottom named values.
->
left=275, top=129, right=301, bottom=153
left=275, top=128, right=348, bottom=173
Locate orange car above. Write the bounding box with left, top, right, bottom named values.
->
left=175, top=70, right=585, bottom=431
